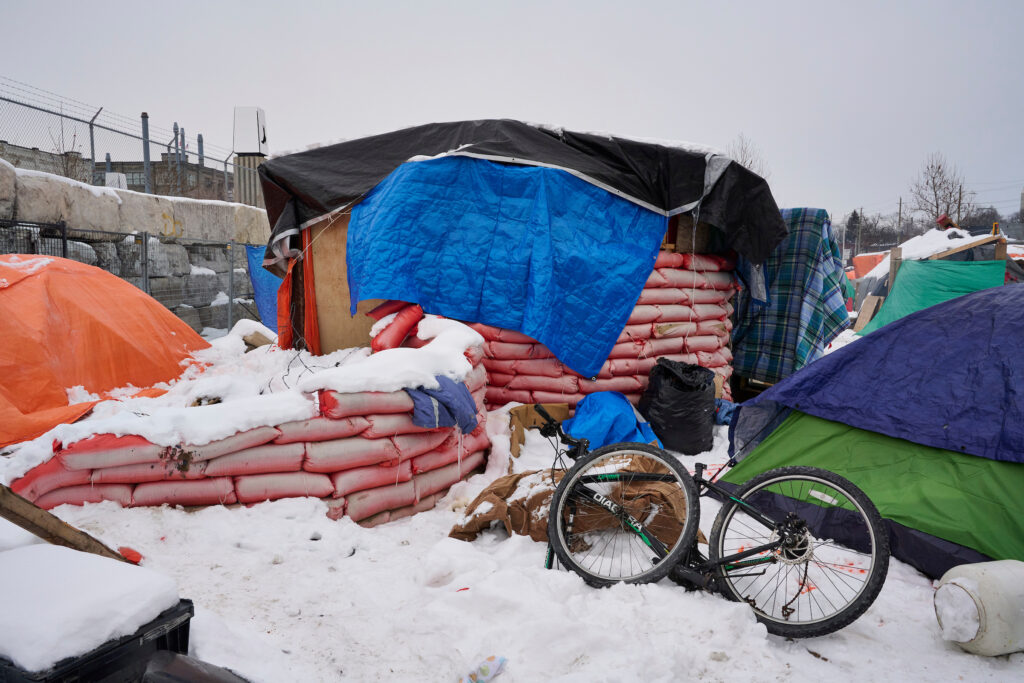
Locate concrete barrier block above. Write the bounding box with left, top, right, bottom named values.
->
left=117, top=190, right=176, bottom=237
left=14, top=173, right=67, bottom=224
left=63, top=183, right=120, bottom=236
left=116, top=236, right=144, bottom=277
left=184, top=243, right=230, bottom=273
left=163, top=243, right=191, bottom=276
left=39, top=238, right=97, bottom=266
left=199, top=300, right=230, bottom=329
left=91, top=241, right=121, bottom=276
left=174, top=199, right=236, bottom=241
left=184, top=270, right=220, bottom=307
left=174, top=304, right=203, bottom=333
left=148, top=275, right=185, bottom=309
left=0, top=160, right=15, bottom=220
left=233, top=205, right=271, bottom=244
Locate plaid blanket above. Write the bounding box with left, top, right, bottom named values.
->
left=732, top=208, right=850, bottom=384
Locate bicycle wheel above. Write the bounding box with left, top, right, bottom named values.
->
left=547, top=442, right=700, bottom=587
left=709, top=466, right=890, bottom=638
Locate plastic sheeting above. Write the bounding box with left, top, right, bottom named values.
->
left=0, top=256, right=208, bottom=448
left=246, top=245, right=283, bottom=333
left=857, top=259, right=1006, bottom=335
left=731, top=284, right=1024, bottom=465
left=563, top=392, right=661, bottom=450
left=346, top=156, right=668, bottom=378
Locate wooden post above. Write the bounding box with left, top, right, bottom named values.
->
left=0, top=484, right=129, bottom=563
left=888, top=246, right=902, bottom=290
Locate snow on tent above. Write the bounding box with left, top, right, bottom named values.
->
left=727, top=283, right=1024, bottom=578
left=0, top=255, right=208, bottom=448
left=256, top=120, right=787, bottom=393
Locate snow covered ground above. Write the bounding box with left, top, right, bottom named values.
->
left=3, top=421, right=1021, bottom=681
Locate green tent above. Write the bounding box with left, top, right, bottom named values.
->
left=858, top=259, right=1005, bottom=335
left=724, top=411, right=1024, bottom=573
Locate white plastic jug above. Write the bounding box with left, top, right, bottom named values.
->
left=934, top=560, right=1024, bottom=656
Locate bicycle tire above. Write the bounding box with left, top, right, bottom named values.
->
left=547, top=442, right=700, bottom=587
left=709, top=466, right=890, bottom=638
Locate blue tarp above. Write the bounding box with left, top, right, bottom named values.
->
left=564, top=392, right=661, bottom=450
left=732, top=284, right=1024, bottom=464
left=346, top=156, right=668, bottom=378
left=246, top=245, right=283, bottom=333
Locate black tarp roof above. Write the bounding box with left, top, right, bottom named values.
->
left=258, top=119, right=788, bottom=274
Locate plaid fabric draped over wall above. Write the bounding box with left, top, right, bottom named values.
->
left=731, top=208, right=850, bottom=384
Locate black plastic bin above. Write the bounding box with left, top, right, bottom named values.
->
left=0, top=599, right=193, bottom=683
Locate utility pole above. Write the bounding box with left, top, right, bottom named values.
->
left=897, top=197, right=902, bottom=244
left=957, top=185, right=963, bottom=224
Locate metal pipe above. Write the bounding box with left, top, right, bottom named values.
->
left=88, top=106, right=102, bottom=185
left=197, top=134, right=204, bottom=166
left=141, top=112, right=152, bottom=193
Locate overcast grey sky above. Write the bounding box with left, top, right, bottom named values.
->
left=3, top=0, right=1022, bottom=220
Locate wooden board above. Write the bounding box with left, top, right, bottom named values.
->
left=309, top=213, right=384, bottom=353
left=929, top=234, right=1005, bottom=261
left=0, top=484, right=128, bottom=562
left=508, top=403, right=571, bottom=459
left=854, top=295, right=884, bottom=332
left=888, top=246, right=902, bottom=288
left=674, top=215, right=714, bottom=254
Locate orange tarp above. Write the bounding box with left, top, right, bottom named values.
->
left=851, top=252, right=887, bottom=279
left=0, top=255, right=209, bottom=447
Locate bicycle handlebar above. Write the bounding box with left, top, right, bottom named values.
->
left=533, top=403, right=585, bottom=451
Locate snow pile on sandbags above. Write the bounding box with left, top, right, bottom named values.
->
left=8, top=317, right=491, bottom=527
left=479, top=250, right=735, bottom=409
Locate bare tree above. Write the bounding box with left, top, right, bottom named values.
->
left=46, top=113, right=89, bottom=182
left=909, top=152, right=975, bottom=224
left=727, top=133, right=771, bottom=181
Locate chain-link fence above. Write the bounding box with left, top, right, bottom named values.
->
left=0, top=76, right=262, bottom=207
left=1, top=219, right=262, bottom=334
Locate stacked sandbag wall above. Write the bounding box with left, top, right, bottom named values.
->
left=479, top=250, right=734, bottom=409
left=10, top=351, right=489, bottom=527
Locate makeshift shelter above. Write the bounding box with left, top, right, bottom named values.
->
left=728, top=284, right=1024, bottom=578
left=0, top=255, right=208, bottom=448
left=257, top=120, right=787, bottom=381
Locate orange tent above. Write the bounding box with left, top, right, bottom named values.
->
left=851, top=252, right=887, bottom=279
left=0, top=255, right=209, bottom=447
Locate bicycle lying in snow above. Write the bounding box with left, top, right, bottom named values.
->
left=532, top=405, right=890, bottom=638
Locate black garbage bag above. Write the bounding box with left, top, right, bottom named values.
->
left=638, top=358, right=715, bottom=454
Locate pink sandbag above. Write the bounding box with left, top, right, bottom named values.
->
left=234, top=471, right=334, bottom=504
left=485, top=386, right=532, bottom=406
left=531, top=390, right=587, bottom=405
left=616, top=322, right=701, bottom=344
left=579, top=376, right=645, bottom=395
left=304, top=436, right=401, bottom=472
left=92, top=459, right=208, bottom=484
left=464, top=364, right=488, bottom=393
left=466, top=323, right=535, bottom=344
left=488, top=372, right=515, bottom=387
left=712, top=365, right=734, bottom=380
left=132, top=478, right=236, bottom=507
left=482, top=341, right=554, bottom=360
left=696, top=318, right=732, bottom=338
left=346, top=479, right=417, bottom=522
left=275, top=416, right=369, bottom=444
left=464, top=345, right=485, bottom=366
left=204, top=442, right=306, bottom=477
left=627, top=305, right=694, bottom=324
left=481, top=357, right=565, bottom=378
left=35, top=484, right=133, bottom=510
left=696, top=349, right=732, bottom=368
left=324, top=497, right=347, bottom=521
left=506, top=374, right=579, bottom=393
left=413, top=450, right=486, bottom=500
left=607, top=337, right=686, bottom=359
left=656, top=269, right=735, bottom=291
left=387, top=491, right=443, bottom=524
left=59, top=434, right=164, bottom=471
left=362, top=413, right=438, bottom=439
left=654, top=251, right=685, bottom=268
left=319, top=389, right=414, bottom=419
left=410, top=429, right=490, bottom=474
left=637, top=288, right=720, bottom=306
left=367, top=299, right=411, bottom=321
left=372, top=304, right=424, bottom=352
left=11, top=458, right=92, bottom=501
left=622, top=393, right=642, bottom=405
left=186, top=426, right=282, bottom=462
left=332, top=460, right=413, bottom=498
left=681, top=253, right=735, bottom=272
left=394, top=430, right=453, bottom=461
left=682, top=335, right=727, bottom=353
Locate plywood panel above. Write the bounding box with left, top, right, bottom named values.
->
left=309, top=214, right=384, bottom=353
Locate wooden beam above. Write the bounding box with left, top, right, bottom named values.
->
left=929, top=234, right=1002, bottom=261
left=0, top=484, right=128, bottom=562
left=854, top=295, right=884, bottom=332
left=994, top=239, right=1007, bottom=260
left=888, top=247, right=902, bottom=289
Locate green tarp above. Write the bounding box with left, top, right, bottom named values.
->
left=723, top=411, right=1024, bottom=563
left=858, top=259, right=1005, bottom=335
